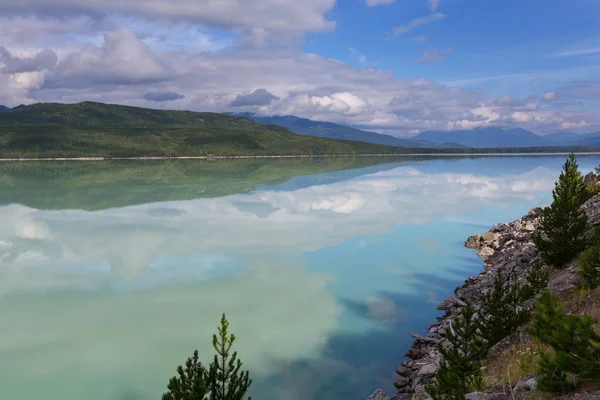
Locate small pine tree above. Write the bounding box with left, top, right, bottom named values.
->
left=529, top=291, right=600, bottom=392
left=427, top=306, right=485, bottom=400
left=479, top=271, right=531, bottom=351
left=534, top=153, right=589, bottom=267
left=578, top=243, right=600, bottom=289
left=162, top=351, right=209, bottom=400
left=522, top=260, right=550, bottom=298
left=209, top=313, right=252, bottom=400
left=163, top=314, right=252, bottom=400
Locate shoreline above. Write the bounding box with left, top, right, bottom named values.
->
left=383, top=195, right=600, bottom=400
left=376, top=195, right=600, bottom=400
left=2, top=152, right=600, bottom=162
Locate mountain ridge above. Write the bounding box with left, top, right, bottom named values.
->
left=228, top=112, right=465, bottom=149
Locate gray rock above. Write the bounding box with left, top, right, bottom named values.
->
left=465, top=234, right=483, bottom=249
left=482, top=231, right=498, bottom=242
left=522, top=222, right=535, bottom=232
left=417, top=363, right=437, bottom=376
left=465, top=392, right=494, bottom=400
left=477, top=247, right=495, bottom=260
left=366, top=389, right=390, bottom=400
left=515, top=376, right=537, bottom=392
left=396, top=364, right=409, bottom=377
left=585, top=172, right=598, bottom=186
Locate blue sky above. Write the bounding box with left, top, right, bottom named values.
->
left=0, top=0, right=599, bottom=135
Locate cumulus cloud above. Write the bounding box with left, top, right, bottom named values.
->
left=391, top=13, right=446, bottom=35
left=0, top=0, right=337, bottom=45
left=230, top=88, right=279, bottom=107
left=0, top=22, right=599, bottom=133
left=52, top=29, right=177, bottom=85
left=143, top=91, right=185, bottom=102
left=413, top=48, right=451, bottom=64
left=0, top=46, right=57, bottom=73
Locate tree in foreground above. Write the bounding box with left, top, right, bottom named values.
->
left=479, top=271, right=531, bottom=351
left=529, top=291, right=600, bottom=392
left=162, top=351, right=209, bottom=400
left=427, top=306, right=485, bottom=400
left=209, top=313, right=252, bottom=400
left=162, top=314, right=252, bottom=400
left=534, top=153, right=589, bottom=267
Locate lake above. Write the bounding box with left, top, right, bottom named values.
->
left=1, top=155, right=600, bottom=400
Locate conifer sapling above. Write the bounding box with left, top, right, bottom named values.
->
left=534, top=153, right=589, bottom=267
left=427, top=306, right=485, bottom=400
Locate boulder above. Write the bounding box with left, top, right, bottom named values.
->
left=465, top=234, right=483, bottom=249
left=366, top=389, right=390, bottom=400
left=528, top=207, right=543, bottom=219
left=482, top=232, right=498, bottom=243
left=585, top=172, right=598, bottom=186
left=417, top=363, right=437, bottom=376
left=477, top=247, right=495, bottom=260
left=522, top=222, right=535, bottom=232
left=464, top=392, right=495, bottom=400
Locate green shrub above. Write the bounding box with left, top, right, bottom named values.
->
left=427, top=306, right=485, bottom=400
left=162, top=314, right=252, bottom=400
left=534, top=154, right=590, bottom=267
left=529, top=291, right=600, bottom=393
left=479, top=272, right=531, bottom=351
left=578, top=244, right=600, bottom=289
left=523, top=261, right=550, bottom=298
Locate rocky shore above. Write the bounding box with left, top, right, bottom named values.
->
left=367, top=193, right=600, bottom=400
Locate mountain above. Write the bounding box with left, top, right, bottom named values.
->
left=0, top=101, right=423, bottom=158
left=0, top=105, right=9, bottom=112
left=411, top=127, right=551, bottom=148
left=228, top=113, right=461, bottom=148
left=542, top=131, right=581, bottom=145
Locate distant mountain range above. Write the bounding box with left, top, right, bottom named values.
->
left=411, top=127, right=600, bottom=148
left=228, top=113, right=463, bottom=149
left=231, top=112, right=600, bottom=149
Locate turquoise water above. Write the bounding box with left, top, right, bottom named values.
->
left=1, top=155, right=599, bottom=400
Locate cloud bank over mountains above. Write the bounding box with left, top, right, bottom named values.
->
left=0, top=0, right=598, bottom=135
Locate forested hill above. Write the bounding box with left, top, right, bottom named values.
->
left=0, top=102, right=413, bottom=158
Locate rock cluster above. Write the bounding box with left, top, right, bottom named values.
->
left=366, top=195, right=600, bottom=400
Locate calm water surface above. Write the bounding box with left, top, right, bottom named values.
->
left=1, top=155, right=600, bottom=400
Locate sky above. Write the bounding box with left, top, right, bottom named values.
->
left=0, top=0, right=599, bottom=136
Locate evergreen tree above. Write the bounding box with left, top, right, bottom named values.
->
left=162, top=351, right=209, bottom=400
left=522, top=260, right=549, bottom=299
left=578, top=243, right=600, bottom=289
left=427, top=306, right=485, bottom=400
left=479, top=271, right=530, bottom=351
left=534, top=153, right=589, bottom=267
left=162, top=314, right=252, bottom=400
left=209, top=313, right=252, bottom=400
left=529, top=291, right=600, bottom=392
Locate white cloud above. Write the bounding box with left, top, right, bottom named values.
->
left=413, top=48, right=451, bottom=64
left=365, top=0, right=396, bottom=5
left=562, top=120, right=587, bottom=129
left=0, top=25, right=599, bottom=134
left=428, top=0, right=442, bottom=11
left=392, top=12, right=446, bottom=35
left=550, top=47, right=600, bottom=58
left=542, top=91, right=557, bottom=101
left=0, top=0, right=337, bottom=45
